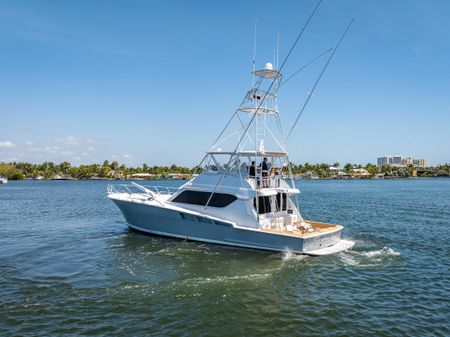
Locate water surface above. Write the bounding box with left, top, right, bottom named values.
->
left=0, top=179, right=449, bottom=336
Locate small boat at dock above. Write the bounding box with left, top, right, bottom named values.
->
left=52, top=174, right=77, bottom=181
left=0, top=175, right=7, bottom=184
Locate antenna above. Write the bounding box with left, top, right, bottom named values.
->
left=252, top=19, right=257, bottom=88
left=286, top=18, right=355, bottom=142
left=276, top=32, right=280, bottom=69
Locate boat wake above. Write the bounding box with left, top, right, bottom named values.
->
left=183, top=272, right=274, bottom=285
left=362, top=247, right=401, bottom=257
left=282, top=250, right=308, bottom=262
left=339, top=246, right=401, bottom=267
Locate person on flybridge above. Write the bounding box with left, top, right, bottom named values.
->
left=247, top=158, right=272, bottom=188
left=262, top=157, right=269, bottom=188
left=248, top=161, right=256, bottom=178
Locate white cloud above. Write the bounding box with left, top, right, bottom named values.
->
left=60, top=136, right=81, bottom=145
left=0, top=141, right=16, bottom=148
left=29, top=146, right=55, bottom=154
left=0, top=136, right=136, bottom=165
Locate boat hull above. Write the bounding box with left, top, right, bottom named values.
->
left=111, top=198, right=347, bottom=254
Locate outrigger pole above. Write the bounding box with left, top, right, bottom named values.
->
left=196, top=0, right=322, bottom=173
left=202, top=0, right=323, bottom=212
left=252, top=19, right=257, bottom=88
left=230, top=0, right=323, bottom=155
left=286, top=18, right=355, bottom=142
left=280, top=47, right=333, bottom=88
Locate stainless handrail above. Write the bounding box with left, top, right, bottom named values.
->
left=247, top=174, right=281, bottom=189
left=107, top=184, right=179, bottom=196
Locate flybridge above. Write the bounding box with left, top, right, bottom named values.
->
left=201, top=60, right=288, bottom=174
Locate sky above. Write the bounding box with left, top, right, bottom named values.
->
left=1, top=0, right=449, bottom=167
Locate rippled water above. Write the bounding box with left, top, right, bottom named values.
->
left=1, top=179, right=449, bottom=336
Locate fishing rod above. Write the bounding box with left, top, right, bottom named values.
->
left=280, top=47, right=333, bottom=88
left=286, top=18, right=355, bottom=142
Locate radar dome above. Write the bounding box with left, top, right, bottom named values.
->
left=264, top=62, right=273, bottom=70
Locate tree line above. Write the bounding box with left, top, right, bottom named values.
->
left=0, top=160, right=194, bottom=180
left=0, top=160, right=449, bottom=180
left=289, top=162, right=450, bottom=178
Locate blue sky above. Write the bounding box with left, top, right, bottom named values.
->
left=1, top=0, right=449, bottom=167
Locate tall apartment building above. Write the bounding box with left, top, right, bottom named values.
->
left=412, top=159, right=427, bottom=167
left=377, top=156, right=427, bottom=168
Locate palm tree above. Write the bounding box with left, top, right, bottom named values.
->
left=59, top=161, right=71, bottom=174
left=344, top=163, right=353, bottom=173
left=110, top=161, right=119, bottom=171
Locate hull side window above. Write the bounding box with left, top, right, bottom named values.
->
left=173, top=191, right=237, bottom=208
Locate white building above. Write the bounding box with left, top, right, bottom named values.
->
left=377, top=156, right=427, bottom=168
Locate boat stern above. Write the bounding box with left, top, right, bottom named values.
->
left=304, top=239, right=354, bottom=256
left=301, top=221, right=354, bottom=255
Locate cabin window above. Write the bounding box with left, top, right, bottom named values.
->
left=254, top=196, right=271, bottom=214
left=253, top=193, right=287, bottom=214
left=276, top=193, right=287, bottom=211
left=173, top=190, right=237, bottom=208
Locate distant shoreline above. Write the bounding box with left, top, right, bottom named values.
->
left=1, top=160, right=449, bottom=181
left=3, top=176, right=449, bottom=183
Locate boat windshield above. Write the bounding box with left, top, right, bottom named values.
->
left=202, top=152, right=292, bottom=182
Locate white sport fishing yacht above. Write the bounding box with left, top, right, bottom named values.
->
left=108, top=52, right=354, bottom=255
left=0, top=175, right=7, bottom=184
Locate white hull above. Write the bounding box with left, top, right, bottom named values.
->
left=110, top=196, right=353, bottom=255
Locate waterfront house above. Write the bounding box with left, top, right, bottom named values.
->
left=129, top=173, right=157, bottom=180
left=351, top=168, right=371, bottom=179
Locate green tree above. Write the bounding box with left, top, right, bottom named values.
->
left=365, top=163, right=379, bottom=176
left=110, top=161, right=119, bottom=171
left=343, top=163, right=353, bottom=173
left=59, top=161, right=71, bottom=174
